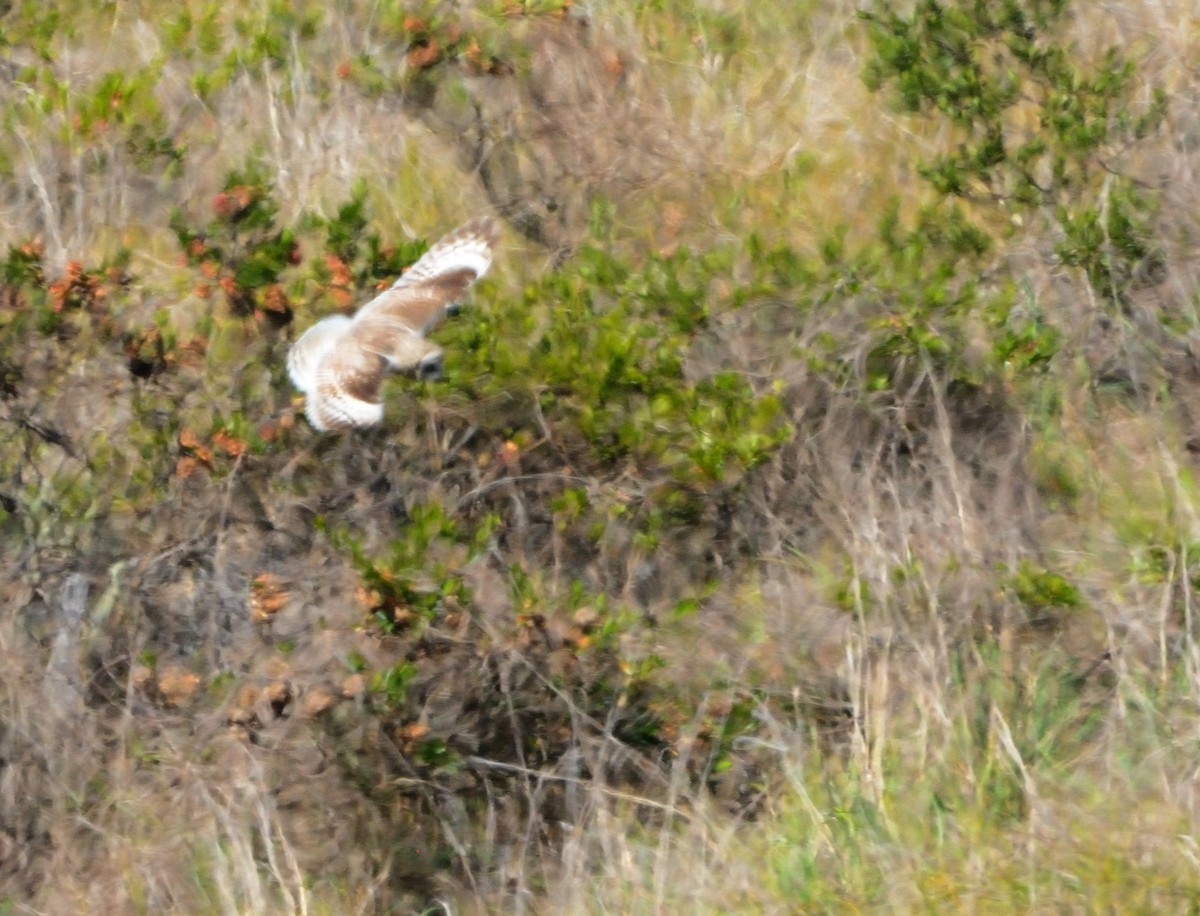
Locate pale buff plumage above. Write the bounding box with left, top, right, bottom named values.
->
left=287, top=217, right=499, bottom=431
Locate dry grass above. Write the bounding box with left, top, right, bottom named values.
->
left=4, top=0, right=1200, bottom=912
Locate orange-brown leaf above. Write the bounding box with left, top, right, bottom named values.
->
left=250, top=572, right=288, bottom=621
left=178, top=427, right=202, bottom=450
left=213, top=429, right=246, bottom=457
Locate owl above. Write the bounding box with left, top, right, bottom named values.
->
left=287, top=217, right=499, bottom=430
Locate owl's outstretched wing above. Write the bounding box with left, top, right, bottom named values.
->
left=356, top=216, right=499, bottom=334
left=386, top=216, right=498, bottom=291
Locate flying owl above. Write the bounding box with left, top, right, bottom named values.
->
left=287, top=216, right=499, bottom=431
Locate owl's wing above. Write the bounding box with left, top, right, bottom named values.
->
left=348, top=306, right=446, bottom=376
left=287, top=314, right=353, bottom=393
left=357, top=216, right=499, bottom=334
left=389, top=216, right=498, bottom=291
left=349, top=278, right=476, bottom=370
left=306, top=342, right=389, bottom=431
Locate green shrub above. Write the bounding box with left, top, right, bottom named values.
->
left=862, top=0, right=1166, bottom=313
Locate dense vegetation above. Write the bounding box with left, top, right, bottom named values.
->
left=3, top=0, right=1200, bottom=911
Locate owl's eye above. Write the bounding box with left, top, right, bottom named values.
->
left=417, top=352, right=445, bottom=381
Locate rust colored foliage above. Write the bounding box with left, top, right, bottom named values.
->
left=212, top=428, right=247, bottom=457
left=249, top=573, right=288, bottom=622
left=177, top=427, right=214, bottom=475
left=260, top=283, right=293, bottom=325
left=211, top=184, right=259, bottom=223
left=49, top=260, right=106, bottom=314
left=406, top=38, right=442, bottom=70
left=323, top=252, right=355, bottom=308
left=219, top=275, right=255, bottom=317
